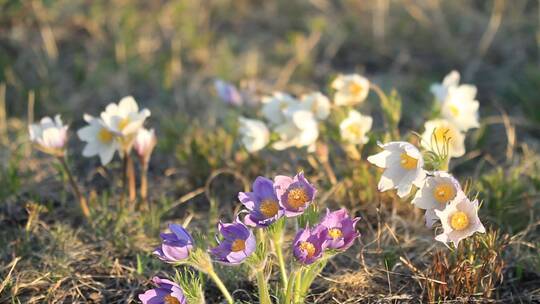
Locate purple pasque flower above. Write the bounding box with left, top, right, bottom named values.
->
left=209, top=218, right=256, bottom=265
left=153, top=224, right=194, bottom=263
left=274, top=172, right=317, bottom=217
left=214, top=79, right=243, bottom=106
left=318, top=208, right=360, bottom=251
left=293, top=226, right=328, bottom=265
left=138, top=276, right=186, bottom=304
left=239, top=176, right=284, bottom=227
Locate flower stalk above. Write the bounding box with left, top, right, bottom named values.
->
left=58, top=156, right=90, bottom=219
left=207, top=269, right=234, bottom=304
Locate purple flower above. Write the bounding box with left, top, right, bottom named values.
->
left=138, top=276, right=186, bottom=304
left=214, top=79, right=243, bottom=106
left=318, top=208, right=360, bottom=251
left=274, top=172, right=317, bottom=217
left=293, top=226, right=328, bottom=265
left=239, top=176, right=284, bottom=227
left=153, top=224, right=194, bottom=263
left=209, top=218, right=256, bottom=265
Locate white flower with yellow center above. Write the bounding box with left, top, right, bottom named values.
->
left=367, top=141, right=426, bottom=198
left=238, top=117, right=270, bottom=153
left=261, top=92, right=299, bottom=125
left=434, top=191, right=485, bottom=247
left=430, top=70, right=460, bottom=103
left=421, top=119, right=465, bottom=159
left=77, top=114, right=119, bottom=165
left=298, top=92, right=331, bottom=120
left=272, top=110, right=319, bottom=152
left=29, top=115, right=69, bottom=157
left=412, top=171, right=462, bottom=228
left=331, top=74, right=370, bottom=106
left=339, top=110, right=373, bottom=145
left=100, top=96, right=150, bottom=148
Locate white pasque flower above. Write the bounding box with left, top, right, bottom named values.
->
left=261, top=92, right=299, bottom=125
left=77, top=114, right=119, bottom=165
left=238, top=117, right=270, bottom=153
left=272, top=110, right=319, bottom=152
left=29, top=115, right=69, bottom=156
left=421, top=119, right=465, bottom=159
left=367, top=142, right=426, bottom=198
left=133, top=128, right=157, bottom=162
left=430, top=70, right=460, bottom=103
left=434, top=191, right=485, bottom=247
left=331, top=74, right=370, bottom=106
left=101, top=96, right=150, bottom=139
left=412, top=171, right=462, bottom=228
left=339, top=110, right=373, bottom=145
left=298, top=92, right=331, bottom=120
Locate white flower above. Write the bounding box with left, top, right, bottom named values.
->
left=367, top=141, right=426, bottom=198
left=100, top=96, right=150, bottom=137
left=261, top=92, right=299, bottom=125
left=28, top=115, right=69, bottom=156
left=272, top=110, right=319, bottom=152
left=430, top=70, right=460, bottom=103
left=421, top=119, right=465, bottom=159
left=434, top=191, right=485, bottom=247
left=77, top=114, right=119, bottom=165
left=412, top=171, right=462, bottom=228
left=331, top=74, right=370, bottom=106
left=238, top=117, right=270, bottom=153
left=134, top=128, right=157, bottom=162
left=299, top=92, right=331, bottom=120
left=339, top=110, right=373, bottom=145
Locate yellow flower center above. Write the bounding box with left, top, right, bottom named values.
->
left=118, top=117, right=130, bottom=131
left=98, top=128, right=113, bottom=143
left=433, top=182, right=456, bottom=204
left=231, top=239, right=246, bottom=252
left=259, top=199, right=279, bottom=218
left=346, top=124, right=363, bottom=138
left=164, top=295, right=181, bottom=304
left=328, top=228, right=342, bottom=239
left=287, top=188, right=309, bottom=209
left=400, top=153, right=418, bottom=170
left=433, top=126, right=455, bottom=145
left=349, top=83, right=364, bottom=96
left=450, top=211, right=469, bottom=231
left=449, top=104, right=460, bottom=117
left=299, top=241, right=316, bottom=258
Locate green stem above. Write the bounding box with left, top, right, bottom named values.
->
left=272, top=235, right=288, bottom=288
left=283, top=270, right=297, bottom=304
left=256, top=269, right=272, bottom=304
left=207, top=269, right=234, bottom=304
left=58, top=156, right=90, bottom=219
left=293, top=268, right=303, bottom=303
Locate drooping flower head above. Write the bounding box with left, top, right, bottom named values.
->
left=209, top=218, right=256, bottom=265
left=274, top=172, right=317, bottom=217
left=134, top=128, right=157, bottom=164
left=138, top=276, right=186, bottom=304
left=331, top=74, right=370, bottom=106
left=29, top=115, right=69, bottom=157
left=318, top=208, right=360, bottom=251
left=412, top=171, right=462, bottom=228
left=239, top=177, right=284, bottom=227
left=214, top=79, right=243, bottom=106
left=293, top=226, right=328, bottom=265
left=339, top=109, right=373, bottom=145
left=434, top=191, right=485, bottom=247
left=77, top=114, right=119, bottom=165
left=238, top=117, right=270, bottom=153
left=153, top=224, right=194, bottom=264
left=421, top=119, right=465, bottom=159
left=367, top=141, right=426, bottom=198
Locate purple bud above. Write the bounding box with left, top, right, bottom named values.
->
left=274, top=172, right=316, bottom=217
left=318, top=208, right=360, bottom=251
left=138, top=276, right=186, bottom=304
left=239, top=176, right=284, bottom=227
left=214, top=79, right=243, bottom=106
left=153, top=224, right=194, bottom=263
left=209, top=218, right=256, bottom=265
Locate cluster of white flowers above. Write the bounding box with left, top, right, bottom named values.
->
left=238, top=74, right=374, bottom=153
left=368, top=141, right=485, bottom=247
left=421, top=71, right=480, bottom=159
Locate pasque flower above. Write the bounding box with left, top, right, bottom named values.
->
left=77, top=114, right=119, bottom=165
left=339, top=110, right=373, bottom=145
left=297, top=92, right=331, bottom=121
left=214, top=79, right=243, bottom=106
left=100, top=96, right=151, bottom=138
left=318, top=208, right=360, bottom=250
left=367, top=141, right=426, bottom=198
left=331, top=74, right=370, bottom=106
left=421, top=119, right=465, bottom=159
left=272, top=110, right=319, bottom=152
left=261, top=92, right=299, bottom=126
left=239, top=176, right=284, bottom=227
left=138, top=276, right=186, bottom=304
left=274, top=172, right=317, bottom=217
left=29, top=115, right=69, bottom=157
left=134, top=128, right=157, bottom=164
left=238, top=117, right=270, bottom=153
left=209, top=218, right=256, bottom=265
left=434, top=191, right=485, bottom=247
left=412, top=171, right=462, bottom=228
left=293, top=226, right=328, bottom=265
left=153, top=224, right=194, bottom=263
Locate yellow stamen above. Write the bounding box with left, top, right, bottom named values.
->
left=118, top=117, right=130, bottom=131
left=450, top=211, right=469, bottom=231
left=449, top=104, right=460, bottom=117
left=433, top=127, right=455, bottom=145
left=259, top=199, right=279, bottom=218
left=328, top=228, right=342, bottom=239
left=433, top=182, right=456, bottom=203
left=299, top=241, right=316, bottom=258
left=349, top=83, right=364, bottom=95
left=400, top=153, right=418, bottom=170
left=98, top=128, right=113, bottom=143
left=231, top=239, right=246, bottom=252
left=346, top=124, right=362, bottom=138
left=287, top=188, right=309, bottom=209
left=163, top=295, right=181, bottom=304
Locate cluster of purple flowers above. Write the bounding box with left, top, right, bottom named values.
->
left=139, top=172, right=360, bottom=303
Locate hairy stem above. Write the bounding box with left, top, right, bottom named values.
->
left=207, top=269, right=234, bottom=304
left=256, top=268, right=272, bottom=304
left=272, top=235, right=288, bottom=288
left=126, top=153, right=136, bottom=205
left=140, top=162, right=149, bottom=209
left=58, top=156, right=90, bottom=219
